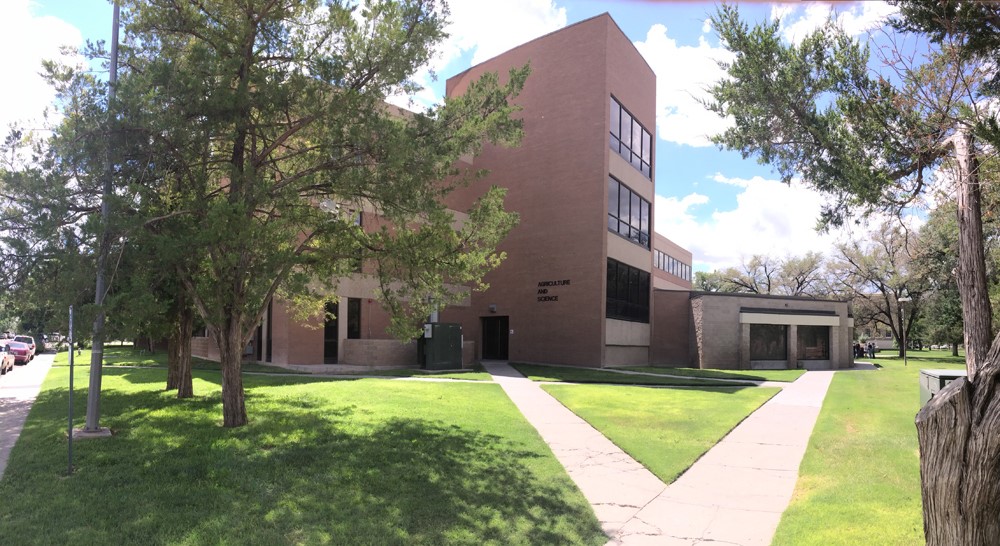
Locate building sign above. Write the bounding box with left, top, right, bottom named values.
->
left=536, top=279, right=570, bottom=302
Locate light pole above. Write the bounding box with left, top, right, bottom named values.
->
left=899, top=296, right=912, bottom=366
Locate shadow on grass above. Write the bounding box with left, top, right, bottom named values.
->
left=1, top=378, right=603, bottom=545
left=511, top=363, right=759, bottom=393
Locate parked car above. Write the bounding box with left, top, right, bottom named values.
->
left=13, top=335, right=35, bottom=360
left=0, top=345, right=13, bottom=374
left=7, top=341, right=31, bottom=364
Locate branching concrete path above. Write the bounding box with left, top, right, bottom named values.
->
left=0, top=353, right=54, bottom=480
left=482, top=361, right=836, bottom=546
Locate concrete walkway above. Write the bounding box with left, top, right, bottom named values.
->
left=483, top=361, right=836, bottom=546
left=0, top=353, right=54, bottom=479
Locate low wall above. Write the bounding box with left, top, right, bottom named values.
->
left=191, top=336, right=220, bottom=362
left=343, top=339, right=417, bottom=367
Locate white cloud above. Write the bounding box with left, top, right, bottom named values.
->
left=387, top=0, right=566, bottom=109
left=771, top=1, right=898, bottom=45
left=655, top=173, right=844, bottom=271
left=0, top=0, right=83, bottom=136
left=633, top=24, right=734, bottom=148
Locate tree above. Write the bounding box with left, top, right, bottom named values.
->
left=694, top=252, right=830, bottom=297
left=707, top=3, right=1000, bottom=541
left=827, top=221, right=928, bottom=358
left=98, top=0, right=525, bottom=427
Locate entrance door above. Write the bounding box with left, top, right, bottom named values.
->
left=481, top=316, right=509, bottom=360
left=324, top=301, right=338, bottom=364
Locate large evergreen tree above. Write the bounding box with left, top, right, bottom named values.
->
left=47, top=0, right=527, bottom=427
left=707, top=3, right=1000, bottom=541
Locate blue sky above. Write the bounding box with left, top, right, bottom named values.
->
left=4, top=0, right=903, bottom=272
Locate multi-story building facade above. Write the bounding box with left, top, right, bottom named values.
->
left=436, top=13, right=682, bottom=367
left=193, top=13, right=862, bottom=372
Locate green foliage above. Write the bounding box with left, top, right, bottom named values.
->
left=0, top=362, right=605, bottom=545
left=102, top=0, right=528, bottom=348
left=891, top=1, right=1000, bottom=101
left=706, top=4, right=987, bottom=228
left=8, top=1, right=531, bottom=424
left=828, top=220, right=928, bottom=350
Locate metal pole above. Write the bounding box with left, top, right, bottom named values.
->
left=68, top=306, right=74, bottom=475
left=898, top=295, right=912, bottom=367
left=902, top=306, right=908, bottom=367
left=84, top=1, right=120, bottom=432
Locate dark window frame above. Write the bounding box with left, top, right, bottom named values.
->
left=609, top=96, right=652, bottom=179
left=606, top=258, right=650, bottom=323
left=608, top=176, right=650, bottom=249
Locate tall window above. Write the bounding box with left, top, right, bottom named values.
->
left=608, top=177, right=650, bottom=248
left=606, top=259, right=650, bottom=323
left=750, top=324, right=787, bottom=360
left=347, top=298, right=362, bottom=339
left=609, top=96, right=652, bottom=178
left=797, top=326, right=830, bottom=360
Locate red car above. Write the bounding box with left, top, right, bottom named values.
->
left=13, top=335, right=35, bottom=359
left=7, top=341, right=31, bottom=364
left=0, top=345, right=13, bottom=374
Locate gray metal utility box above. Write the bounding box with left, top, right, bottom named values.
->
left=919, top=369, right=967, bottom=407
left=418, top=323, right=462, bottom=370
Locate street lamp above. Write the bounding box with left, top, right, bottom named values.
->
left=899, top=296, right=912, bottom=366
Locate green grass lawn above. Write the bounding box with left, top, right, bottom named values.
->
left=0, top=366, right=605, bottom=545
left=772, top=349, right=966, bottom=545
left=358, top=368, right=493, bottom=381
left=94, top=346, right=491, bottom=380
left=92, top=345, right=308, bottom=374
left=619, top=366, right=806, bottom=382
left=542, top=384, right=779, bottom=483
left=511, top=363, right=735, bottom=387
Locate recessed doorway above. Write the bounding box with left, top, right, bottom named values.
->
left=481, top=316, right=509, bottom=360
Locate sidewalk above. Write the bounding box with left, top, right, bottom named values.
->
left=0, top=353, right=55, bottom=480
left=483, top=361, right=835, bottom=546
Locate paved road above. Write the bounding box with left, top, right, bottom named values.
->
left=0, top=352, right=54, bottom=479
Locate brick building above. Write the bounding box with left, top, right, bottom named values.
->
left=192, top=13, right=853, bottom=371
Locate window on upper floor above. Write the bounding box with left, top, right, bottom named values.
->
left=609, top=96, right=652, bottom=179
left=654, top=249, right=691, bottom=281
left=608, top=176, right=650, bottom=249
left=606, top=258, right=650, bottom=323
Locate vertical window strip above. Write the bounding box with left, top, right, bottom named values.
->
left=608, top=176, right=650, bottom=249
left=606, top=258, right=650, bottom=323
left=609, top=96, right=652, bottom=179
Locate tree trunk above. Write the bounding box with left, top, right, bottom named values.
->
left=916, top=344, right=1000, bottom=544
left=917, top=127, right=999, bottom=544
left=951, top=127, right=992, bottom=375
left=952, top=342, right=959, bottom=357
left=166, top=330, right=180, bottom=390
left=176, top=304, right=194, bottom=398
left=217, top=319, right=248, bottom=428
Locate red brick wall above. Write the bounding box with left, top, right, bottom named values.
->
left=441, top=14, right=656, bottom=367
left=651, top=290, right=693, bottom=367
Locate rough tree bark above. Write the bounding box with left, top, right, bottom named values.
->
left=916, top=126, right=1000, bottom=545
left=166, top=331, right=180, bottom=390
left=175, top=304, right=194, bottom=398
left=217, top=316, right=248, bottom=427
left=166, top=297, right=194, bottom=398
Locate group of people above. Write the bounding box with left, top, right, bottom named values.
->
left=853, top=341, right=876, bottom=359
